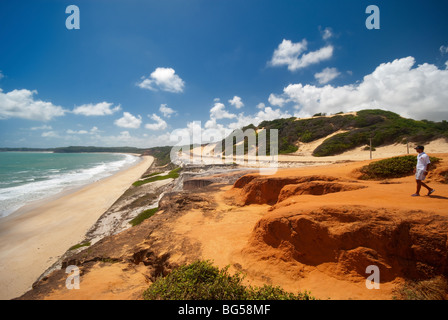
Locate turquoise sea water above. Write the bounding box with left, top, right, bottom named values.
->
left=0, top=152, right=140, bottom=218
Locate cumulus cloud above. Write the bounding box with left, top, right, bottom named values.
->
left=72, top=102, right=121, bottom=116
left=66, top=126, right=100, bottom=135
left=226, top=107, right=292, bottom=132
left=145, top=113, right=167, bottom=130
left=228, top=96, right=244, bottom=109
left=210, top=102, right=237, bottom=120
left=137, top=67, right=185, bottom=93
left=270, top=56, right=448, bottom=121
left=204, top=102, right=236, bottom=129
left=314, top=67, right=341, bottom=84
left=159, top=104, right=176, bottom=118
left=268, top=93, right=287, bottom=107
left=0, top=88, right=66, bottom=121
left=440, top=45, right=448, bottom=54
left=270, top=39, right=333, bottom=71
left=114, top=112, right=142, bottom=129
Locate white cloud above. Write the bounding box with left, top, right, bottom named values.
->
left=445, top=61, right=448, bottom=70
left=90, top=126, right=100, bottom=134
left=440, top=45, right=448, bottom=54
left=256, top=103, right=266, bottom=110
left=271, top=56, right=448, bottom=120
left=41, top=131, right=59, bottom=138
left=66, top=127, right=99, bottom=135
left=228, top=96, right=244, bottom=109
left=314, top=67, right=341, bottom=84
left=67, top=129, right=89, bottom=134
left=298, top=46, right=334, bottom=69
left=137, top=67, right=185, bottom=93
left=0, top=71, right=4, bottom=80
left=270, top=39, right=308, bottom=70
left=320, top=27, right=333, bottom=40
left=31, top=125, right=52, bottom=130
left=145, top=113, right=167, bottom=130
left=270, top=39, right=333, bottom=71
left=159, top=104, right=176, bottom=118
left=72, top=102, right=121, bottom=116
left=268, top=93, right=287, bottom=107
left=230, top=107, right=292, bottom=130
left=210, top=102, right=236, bottom=120
left=114, top=112, right=142, bottom=129
left=0, top=88, right=66, bottom=121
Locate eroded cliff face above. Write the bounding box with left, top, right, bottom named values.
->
left=228, top=163, right=448, bottom=299
left=243, top=205, right=448, bottom=282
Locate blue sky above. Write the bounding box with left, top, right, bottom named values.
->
left=1, top=0, right=448, bottom=148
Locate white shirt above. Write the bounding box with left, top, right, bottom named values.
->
left=416, top=152, right=430, bottom=170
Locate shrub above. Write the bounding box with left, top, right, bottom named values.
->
left=129, top=207, right=158, bottom=226
left=358, top=155, right=441, bottom=180
left=133, top=167, right=181, bottom=187
left=143, top=260, right=315, bottom=300
left=393, top=276, right=448, bottom=300
left=69, top=242, right=91, bottom=251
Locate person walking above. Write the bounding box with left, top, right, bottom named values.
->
left=412, top=145, right=435, bottom=197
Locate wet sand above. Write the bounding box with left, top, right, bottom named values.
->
left=0, top=155, right=154, bottom=300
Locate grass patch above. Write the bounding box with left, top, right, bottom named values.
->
left=141, top=171, right=163, bottom=179
left=143, top=260, right=315, bottom=300
left=393, top=276, right=448, bottom=300
left=69, top=242, right=91, bottom=251
left=132, top=167, right=181, bottom=187
left=358, top=155, right=441, bottom=180
left=129, top=207, right=158, bottom=226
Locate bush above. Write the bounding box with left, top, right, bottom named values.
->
left=133, top=167, right=181, bottom=187
left=129, top=207, right=158, bottom=226
left=393, top=276, right=448, bottom=300
left=69, top=242, right=91, bottom=251
left=143, top=260, right=315, bottom=300
left=358, top=155, right=441, bottom=180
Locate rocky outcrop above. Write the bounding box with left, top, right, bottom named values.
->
left=243, top=206, right=448, bottom=282
left=232, top=174, right=363, bottom=205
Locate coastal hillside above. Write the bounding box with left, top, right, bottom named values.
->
left=218, top=109, right=448, bottom=157
left=17, top=152, right=448, bottom=300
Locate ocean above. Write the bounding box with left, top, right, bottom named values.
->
left=0, top=152, right=140, bottom=218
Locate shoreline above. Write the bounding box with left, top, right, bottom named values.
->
left=1, top=153, right=143, bottom=219
left=0, top=155, right=154, bottom=300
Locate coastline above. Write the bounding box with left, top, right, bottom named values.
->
left=0, top=155, right=154, bottom=300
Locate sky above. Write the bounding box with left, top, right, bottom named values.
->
left=1, top=0, right=448, bottom=148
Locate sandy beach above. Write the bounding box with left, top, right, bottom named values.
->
left=0, top=155, right=154, bottom=300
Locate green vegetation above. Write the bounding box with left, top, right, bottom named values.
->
left=220, top=109, right=448, bottom=156
left=69, top=242, right=91, bottom=251
left=142, top=146, right=173, bottom=166
left=53, top=146, right=145, bottom=154
left=393, top=276, right=448, bottom=300
left=143, top=260, right=315, bottom=300
left=132, top=167, right=181, bottom=187
left=141, top=171, right=163, bottom=179
left=358, top=155, right=441, bottom=180
left=129, top=207, right=158, bottom=226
